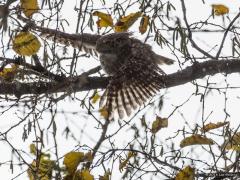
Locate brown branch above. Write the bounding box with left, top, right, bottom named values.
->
left=85, top=120, right=110, bottom=169
left=0, top=59, right=239, bottom=96
left=180, top=0, right=215, bottom=59
left=215, top=12, right=240, bottom=59
left=0, top=57, right=65, bottom=82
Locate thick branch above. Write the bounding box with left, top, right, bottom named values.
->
left=0, top=59, right=239, bottom=96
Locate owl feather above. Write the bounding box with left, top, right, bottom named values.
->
left=34, top=26, right=174, bottom=120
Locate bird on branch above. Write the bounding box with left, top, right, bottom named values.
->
left=35, top=26, right=174, bottom=120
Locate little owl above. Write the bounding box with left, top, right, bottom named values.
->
left=39, top=28, right=174, bottom=119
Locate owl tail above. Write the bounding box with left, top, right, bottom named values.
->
left=99, top=63, right=165, bottom=120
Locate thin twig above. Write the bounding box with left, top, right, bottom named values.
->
left=180, top=0, right=215, bottom=59
left=216, top=12, right=240, bottom=59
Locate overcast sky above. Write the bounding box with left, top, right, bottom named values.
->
left=1, top=0, right=240, bottom=179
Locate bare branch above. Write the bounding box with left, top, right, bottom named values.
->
left=180, top=0, right=215, bottom=59
left=215, top=12, right=240, bottom=59
left=1, top=59, right=239, bottom=96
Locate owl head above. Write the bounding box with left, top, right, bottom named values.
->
left=96, top=32, right=132, bottom=54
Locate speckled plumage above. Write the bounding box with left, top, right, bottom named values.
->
left=40, top=29, right=174, bottom=119
left=96, top=33, right=174, bottom=119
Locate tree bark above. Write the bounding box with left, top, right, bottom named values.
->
left=1, top=59, right=239, bottom=96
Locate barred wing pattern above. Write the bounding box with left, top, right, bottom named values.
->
left=99, top=55, right=166, bottom=119
left=33, top=27, right=171, bottom=120
left=35, top=26, right=101, bottom=56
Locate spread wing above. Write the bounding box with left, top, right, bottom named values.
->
left=99, top=55, right=166, bottom=120
left=33, top=26, right=101, bottom=55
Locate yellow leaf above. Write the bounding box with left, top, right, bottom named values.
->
left=115, top=12, right=142, bottom=32
left=139, top=15, right=149, bottom=34
left=119, top=151, right=136, bottom=172
left=63, top=174, right=73, bottom=180
left=84, top=151, right=93, bottom=162
left=20, top=0, right=39, bottom=17
left=99, top=107, right=109, bottom=119
left=99, top=170, right=111, bottom=180
left=140, top=116, right=147, bottom=128
left=0, top=64, right=18, bottom=82
left=91, top=91, right=100, bottom=104
left=175, top=166, right=195, bottom=180
left=180, top=134, right=214, bottom=148
left=201, top=121, right=229, bottom=132
left=151, top=116, right=168, bottom=134
left=79, top=169, right=94, bottom=180
left=127, top=151, right=136, bottom=158
left=12, top=32, right=41, bottom=56
left=27, top=157, right=54, bottom=180
left=29, top=143, right=37, bottom=155
left=119, top=159, right=128, bottom=172
left=63, top=151, right=85, bottom=175
left=225, top=132, right=240, bottom=151
left=212, top=4, right=229, bottom=16
left=226, top=145, right=240, bottom=151
left=93, top=11, right=113, bottom=28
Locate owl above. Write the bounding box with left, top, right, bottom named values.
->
left=38, top=27, right=174, bottom=119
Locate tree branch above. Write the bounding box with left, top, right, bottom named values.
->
left=215, top=12, right=240, bottom=59
left=180, top=0, right=215, bottom=59
left=1, top=59, right=240, bottom=96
